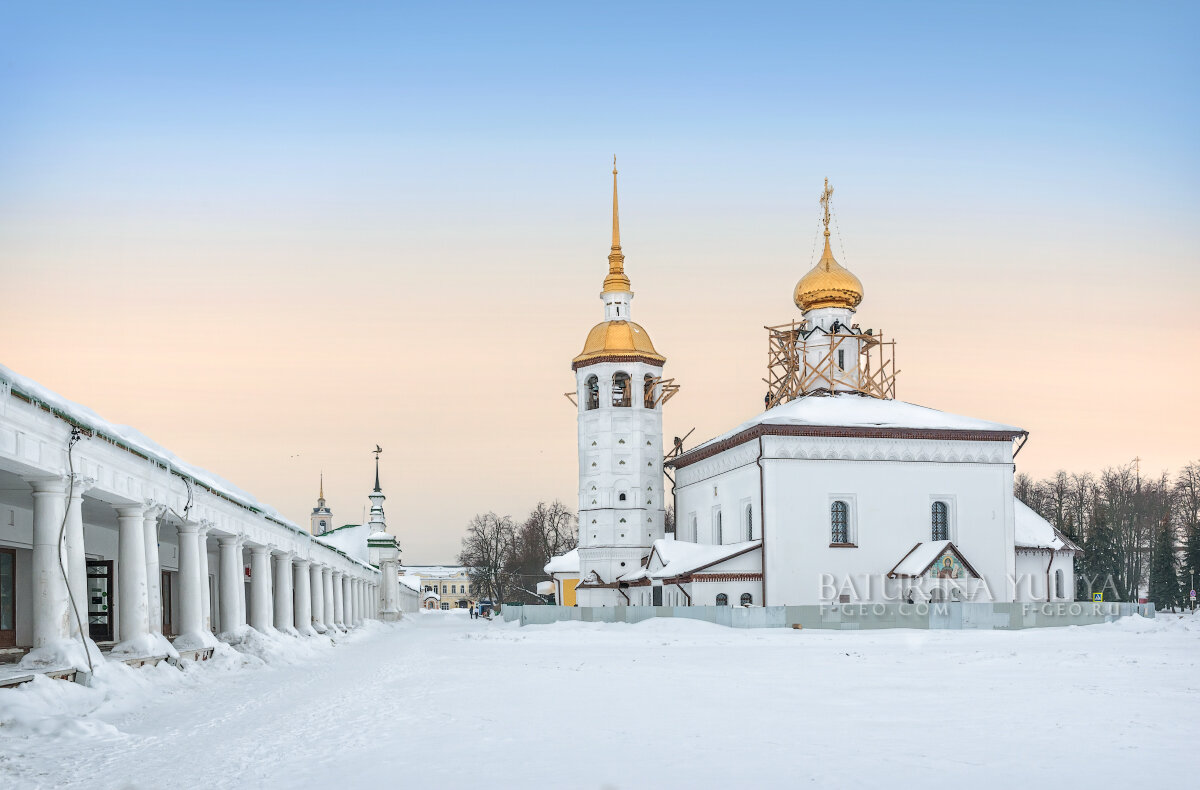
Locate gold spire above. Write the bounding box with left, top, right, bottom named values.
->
left=794, top=178, right=864, bottom=312
left=319, top=471, right=324, bottom=501
left=603, top=155, right=631, bottom=292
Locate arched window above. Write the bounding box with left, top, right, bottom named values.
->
left=929, top=587, right=945, bottom=603
left=715, top=593, right=728, bottom=606
left=612, top=372, right=631, bottom=407
left=715, top=510, right=723, bottom=545
left=319, top=520, right=327, bottom=528
left=585, top=375, right=599, bottom=410
left=618, top=492, right=626, bottom=501
left=1055, top=569, right=1065, bottom=599
left=740, top=593, right=752, bottom=606
left=690, top=514, right=697, bottom=543
left=643, top=374, right=656, bottom=408
left=831, top=500, right=849, bottom=544
left=931, top=501, right=949, bottom=541
left=745, top=504, right=753, bottom=541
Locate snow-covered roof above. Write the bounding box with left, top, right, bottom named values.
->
left=314, top=523, right=370, bottom=563
left=1, top=363, right=288, bottom=523
left=683, top=394, right=1023, bottom=458
left=890, top=540, right=953, bottom=577
left=622, top=539, right=760, bottom=582
left=0, top=364, right=375, bottom=572
left=423, top=591, right=440, bottom=601
left=398, top=575, right=422, bottom=592
left=544, top=548, right=580, bottom=575
left=1015, top=500, right=1081, bottom=552
left=536, top=580, right=555, bottom=595
left=403, top=565, right=470, bottom=578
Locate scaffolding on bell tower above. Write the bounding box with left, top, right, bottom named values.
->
left=764, top=320, right=898, bottom=409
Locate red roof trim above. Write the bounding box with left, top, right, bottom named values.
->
left=668, top=423, right=1025, bottom=469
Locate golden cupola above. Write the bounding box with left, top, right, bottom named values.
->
left=572, top=159, right=666, bottom=370
left=793, top=179, right=864, bottom=313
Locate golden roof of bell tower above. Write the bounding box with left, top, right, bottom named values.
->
left=793, top=178, right=864, bottom=312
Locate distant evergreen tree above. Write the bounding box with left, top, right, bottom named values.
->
left=1185, top=525, right=1200, bottom=604
left=1078, top=505, right=1123, bottom=601
left=1148, top=514, right=1181, bottom=611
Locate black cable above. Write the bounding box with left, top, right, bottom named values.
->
left=57, top=428, right=93, bottom=675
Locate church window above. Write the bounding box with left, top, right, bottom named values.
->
left=932, top=501, right=949, bottom=541
left=831, top=500, right=849, bottom=544
left=585, top=376, right=599, bottom=410
left=715, top=509, right=723, bottom=545
left=745, top=504, right=753, bottom=541
left=715, top=593, right=728, bottom=606
left=612, top=372, right=632, bottom=407
left=690, top=514, right=697, bottom=543
left=643, top=374, right=656, bottom=408
left=837, top=349, right=845, bottom=370
left=619, top=493, right=626, bottom=501
left=740, top=593, right=752, bottom=606
left=320, top=520, right=327, bottom=528
left=1055, top=569, right=1065, bottom=599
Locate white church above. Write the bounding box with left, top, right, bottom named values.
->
left=559, top=172, right=1079, bottom=608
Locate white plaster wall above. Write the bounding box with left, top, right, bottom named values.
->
left=675, top=434, right=1017, bottom=606
left=575, top=359, right=665, bottom=599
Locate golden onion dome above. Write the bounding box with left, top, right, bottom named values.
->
left=794, top=235, right=863, bottom=312
left=572, top=320, right=665, bottom=368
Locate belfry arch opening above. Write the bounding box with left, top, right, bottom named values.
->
left=612, top=372, right=632, bottom=407
left=585, top=375, right=599, bottom=410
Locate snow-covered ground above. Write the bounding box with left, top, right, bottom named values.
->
left=2, top=610, right=1197, bottom=788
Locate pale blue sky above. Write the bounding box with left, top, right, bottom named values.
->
left=1, top=2, right=1196, bottom=560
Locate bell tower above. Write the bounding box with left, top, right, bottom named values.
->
left=311, top=472, right=333, bottom=535
left=570, top=160, right=678, bottom=607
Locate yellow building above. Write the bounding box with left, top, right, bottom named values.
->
left=403, top=566, right=477, bottom=610
left=544, top=549, right=579, bottom=607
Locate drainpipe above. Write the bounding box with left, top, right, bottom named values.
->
left=755, top=436, right=768, bottom=606
left=1046, top=550, right=1055, bottom=602
left=674, top=581, right=691, bottom=605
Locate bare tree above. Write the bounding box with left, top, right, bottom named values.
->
left=457, top=512, right=516, bottom=607
left=508, top=501, right=578, bottom=603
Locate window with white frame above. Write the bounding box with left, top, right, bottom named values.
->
left=829, top=497, right=857, bottom=546
left=931, top=501, right=949, bottom=541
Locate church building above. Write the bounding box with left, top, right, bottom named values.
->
left=558, top=174, right=1078, bottom=608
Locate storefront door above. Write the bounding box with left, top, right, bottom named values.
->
left=87, top=560, right=113, bottom=642
left=0, top=548, right=15, bottom=648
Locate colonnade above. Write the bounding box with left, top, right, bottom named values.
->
left=25, top=474, right=381, bottom=662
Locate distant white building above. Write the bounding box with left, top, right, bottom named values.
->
left=402, top=566, right=475, bottom=610
left=556, top=177, right=1078, bottom=608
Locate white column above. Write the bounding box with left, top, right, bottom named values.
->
left=27, top=477, right=70, bottom=655
left=143, top=502, right=166, bottom=635
left=175, top=521, right=205, bottom=647
left=293, top=558, right=314, bottom=636
left=115, top=505, right=151, bottom=651
left=332, top=570, right=344, bottom=630
left=218, top=536, right=244, bottom=635
left=342, top=574, right=352, bottom=627
left=351, top=579, right=361, bottom=625
left=274, top=551, right=295, bottom=634
left=310, top=562, right=326, bottom=633
left=322, top=566, right=335, bottom=632
left=197, top=524, right=213, bottom=633
left=63, top=476, right=94, bottom=641
left=249, top=545, right=273, bottom=633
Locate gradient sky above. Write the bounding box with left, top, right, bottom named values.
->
left=2, top=2, right=1197, bottom=561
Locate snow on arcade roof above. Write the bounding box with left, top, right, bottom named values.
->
left=544, top=548, right=580, bottom=575
left=0, top=364, right=375, bottom=570
left=1015, top=500, right=1082, bottom=552
left=620, top=539, right=761, bottom=582
left=672, top=394, right=1024, bottom=468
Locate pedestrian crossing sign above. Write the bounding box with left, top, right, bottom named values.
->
left=1092, top=592, right=1103, bottom=602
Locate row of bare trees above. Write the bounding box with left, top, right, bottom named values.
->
left=1016, top=461, right=1200, bottom=608
left=456, top=501, right=578, bottom=607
